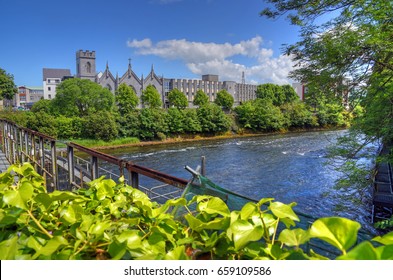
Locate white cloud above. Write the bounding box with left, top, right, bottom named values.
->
left=127, top=36, right=294, bottom=84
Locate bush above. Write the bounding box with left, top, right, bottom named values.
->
left=83, top=111, right=118, bottom=141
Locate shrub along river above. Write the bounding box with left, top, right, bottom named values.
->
left=103, top=130, right=377, bottom=232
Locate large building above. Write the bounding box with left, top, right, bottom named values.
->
left=74, top=50, right=257, bottom=107
left=43, top=68, right=71, bottom=100
left=13, top=86, right=44, bottom=109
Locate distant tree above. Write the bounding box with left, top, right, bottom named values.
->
left=214, top=90, right=234, bottom=110
left=197, top=103, right=231, bottom=133
left=281, top=84, right=299, bottom=104
left=0, top=68, right=17, bottom=101
left=52, top=78, right=114, bottom=117
left=115, top=83, right=139, bottom=114
left=193, top=90, right=209, bottom=107
left=141, top=85, right=162, bottom=109
left=31, top=99, right=53, bottom=114
left=168, top=88, right=188, bottom=109
left=83, top=111, right=118, bottom=141
left=256, top=83, right=285, bottom=106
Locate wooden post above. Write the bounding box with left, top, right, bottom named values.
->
left=67, top=145, right=75, bottom=189
left=24, top=131, right=29, bottom=162
left=131, top=171, right=139, bottom=189
left=201, top=156, right=206, bottom=176
left=39, top=136, right=45, bottom=175
left=91, top=156, right=99, bottom=180
left=51, top=140, right=58, bottom=190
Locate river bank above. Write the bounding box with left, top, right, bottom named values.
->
left=84, top=126, right=347, bottom=151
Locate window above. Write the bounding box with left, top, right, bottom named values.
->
left=48, top=87, right=51, bottom=91
left=86, top=62, right=91, bottom=73
left=48, top=94, right=52, bottom=99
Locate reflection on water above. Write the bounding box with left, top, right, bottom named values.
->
left=104, top=130, right=376, bottom=231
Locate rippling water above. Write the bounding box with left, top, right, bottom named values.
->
left=104, top=130, right=376, bottom=231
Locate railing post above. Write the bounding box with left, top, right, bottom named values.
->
left=67, top=145, right=75, bottom=189
left=131, top=171, right=139, bottom=189
left=18, top=128, right=23, bottom=163
left=24, top=131, right=29, bottom=162
left=51, top=140, right=58, bottom=190
left=39, top=136, right=45, bottom=175
left=31, top=135, right=36, bottom=170
left=201, top=156, right=206, bottom=176
left=91, top=156, right=99, bottom=180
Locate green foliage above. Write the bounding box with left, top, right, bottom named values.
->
left=281, top=101, right=317, bottom=128
left=54, top=116, right=83, bottom=139
left=25, top=111, right=58, bottom=137
left=1, top=163, right=392, bottom=260
left=0, top=68, right=17, bottom=100
left=82, top=111, right=118, bottom=141
left=235, top=99, right=286, bottom=131
left=52, top=78, right=114, bottom=117
left=115, top=83, right=139, bottom=114
left=138, top=108, right=168, bottom=140
left=183, top=109, right=202, bottom=134
left=193, top=90, right=209, bottom=107
left=214, top=90, right=234, bottom=110
left=30, top=99, right=53, bottom=114
left=168, top=89, right=188, bottom=109
left=141, top=85, right=162, bottom=109
left=167, top=108, right=185, bottom=134
left=115, top=111, right=141, bottom=138
left=197, top=103, right=232, bottom=133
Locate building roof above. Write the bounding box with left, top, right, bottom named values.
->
left=43, top=68, right=71, bottom=81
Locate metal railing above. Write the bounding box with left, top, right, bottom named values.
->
left=0, top=119, right=188, bottom=199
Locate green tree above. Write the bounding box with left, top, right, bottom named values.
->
left=115, top=83, right=139, bottom=114
left=168, top=88, right=188, bottom=109
left=281, top=84, right=300, bottom=104
left=0, top=68, right=17, bottom=101
left=256, top=83, right=285, bottom=106
left=83, top=111, right=118, bottom=141
left=52, top=78, right=114, bottom=117
left=30, top=99, right=53, bottom=114
left=183, top=109, right=202, bottom=133
left=167, top=108, right=185, bottom=134
left=193, top=90, right=209, bottom=107
left=197, top=103, right=231, bottom=133
left=141, top=85, right=162, bottom=109
left=138, top=108, right=168, bottom=140
left=214, top=89, right=234, bottom=110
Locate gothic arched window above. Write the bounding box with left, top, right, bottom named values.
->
left=86, top=62, right=91, bottom=73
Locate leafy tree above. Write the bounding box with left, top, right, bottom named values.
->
left=193, top=90, right=209, bottom=107
left=167, top=108, right=185, bottom=134
left=197, top=103, right=231, bottom=133
left=0, top=68, right=17, bottom=101
left=281, top=101, right=316, bottom=128
left=281, top=84, right=300, bottom=104
left=55, top=116, right=83, bottom=139
left=138, top=108, right=168, bottom=140
left=83, top=111, right=118, bottom=141
left=168, top=88, right=188, bottom=109
left=214, top=89, right=234, bottom=110
left=115, top=83, right=139, bottom=114
left=116, top=111, right=141, bottom=138
left=256, top=83, right=285, bottom=106
left=141, top=85, right=162, bottom=109
left=52, top=78, right=114, bottom=117
left=30, top=99, right=53, bottom=114
left=235, top=99, right=286, bottom=131
left=261, top=0, right=393, bottom=143
left=183, top=109, right=202, bottom=133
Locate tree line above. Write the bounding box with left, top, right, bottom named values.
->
left=2, top=77, right=350, bottom=142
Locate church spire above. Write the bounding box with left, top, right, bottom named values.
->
left=128, top=58, right=132, bottom=77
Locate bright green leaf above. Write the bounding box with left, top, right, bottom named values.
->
left=269, top=201, right=299, bottom=221
left=372, top=231, right=393, bottom=245
left=0, top=236, right=18, bottom=259
left=229, top=220, right=264, bottom=250
left=278, top=228, right=310, bottom=247
left=3, top=182, right=34, bottom=210
left=310, top=217, right=361, bottom=253
left=337, top=241, right=379, bottom=260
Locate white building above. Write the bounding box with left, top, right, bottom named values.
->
left=42, top=68, right=71, bottom=100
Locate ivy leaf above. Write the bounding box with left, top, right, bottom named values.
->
left=32, top=236, right=68, bottom=259
left=96, top=180, right=115, bottom=200
left=3, top=181, right=34, bottom=210
left=269, top=201, right=299, bottom=221
left=337, top=241, right=379, bottom=260
left=34, top=193, right=53, bottom=210
left=185, top=214, right=229, bottom=232
left=0, top=236, right=18, bottom=259
left=117, top=230, right=142, bottom=250
left=310, top=217, right=361, bottom=253
left=372, top=231, right=393, bottom=245
left=89, top=220, right=112, bottom=236
left=108, top=240, right=126, bottom=260
left=278, top=228, right=310, bottom=247
left=60, top=204, right=84, bottom=225
left=197, top=196, right=230, bottom=217
left=164, top=245, right=189, bottom=260
left=228, top=220, right=264, bottom=250
left=240, top=202, right=258, bottom=220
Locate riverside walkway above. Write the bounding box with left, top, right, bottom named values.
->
left=0, top=149, right=10, bottom=173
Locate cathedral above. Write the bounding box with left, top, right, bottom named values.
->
left=75, top=49, right=257, bottom=108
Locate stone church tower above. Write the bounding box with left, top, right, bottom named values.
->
left=76, top=50, right=96, bottom=81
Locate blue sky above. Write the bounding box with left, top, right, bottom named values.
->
left=1, top=0, right=301, bottom=87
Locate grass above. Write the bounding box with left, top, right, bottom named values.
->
left=56, top=137, right=140, bottom=149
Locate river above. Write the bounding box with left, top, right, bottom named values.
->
left=103, top=130, right=376, bottom=232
